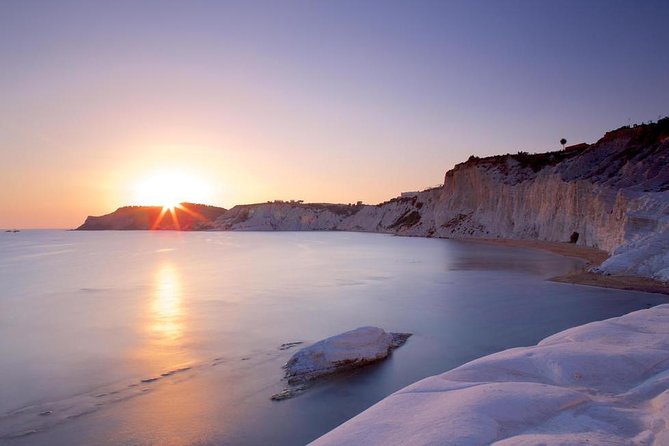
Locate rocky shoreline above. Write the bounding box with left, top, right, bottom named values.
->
left=312, top=304, right=669, bottom=445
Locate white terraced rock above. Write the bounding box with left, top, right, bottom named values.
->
left=594, top=191, right=669, bottom=281
left=285, top=327, right=411, bottom=383
left=312, top=304, right=669, bottom=446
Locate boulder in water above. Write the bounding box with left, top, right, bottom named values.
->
left=285, top=327, right=411, bottom=383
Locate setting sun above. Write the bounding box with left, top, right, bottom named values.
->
left=134, top=171, right=211, bottom=209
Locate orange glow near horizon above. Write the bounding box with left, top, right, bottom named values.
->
left=134, top=170, right=212, bottom=209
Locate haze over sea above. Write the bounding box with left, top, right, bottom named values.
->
left=1, top=230, right=666, bottom=445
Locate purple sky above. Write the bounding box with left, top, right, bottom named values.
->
left=1, top=1, right=668, bottom=227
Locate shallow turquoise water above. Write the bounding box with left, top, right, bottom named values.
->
left=0, top=231, right=666, bottom=445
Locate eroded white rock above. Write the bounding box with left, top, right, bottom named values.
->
left=312, top=305, right=669, bottom=446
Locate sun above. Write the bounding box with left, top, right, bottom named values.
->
left=134, top=170, right=211, bottom=209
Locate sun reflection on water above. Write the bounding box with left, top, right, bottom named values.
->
left=151, top=263, right=183, bottom=342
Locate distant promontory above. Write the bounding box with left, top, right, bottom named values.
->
left=77, top=203, right=226, bottom=231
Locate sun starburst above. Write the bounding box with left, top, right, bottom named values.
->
left=133, top=170, right=213, bottom=230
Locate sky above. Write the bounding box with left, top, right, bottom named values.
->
left=1, top=0, right=668, bottom=228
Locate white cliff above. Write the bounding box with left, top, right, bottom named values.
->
left=312, top=304, right=669, bottom=446
left=215, top=202, right=355, bottom=231
left=213, top=119, right=669, bottom=281
left=427, top=122, right=669, bottom=279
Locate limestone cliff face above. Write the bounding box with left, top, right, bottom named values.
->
left=426, top=120, right=669, bottom=280
left=596, top=192, right=669, bottom=280
left=213, top=191, right=442, bottom=236
left=213, top=119, right=669, bottom=280
left=215, top=202, right=361, bottom=231
left=432, top=161, right=629, bottom=249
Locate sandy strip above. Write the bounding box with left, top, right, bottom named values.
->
left=551, top=271, right=669, bottom=295
left=469, top=238, right=669, bottom=296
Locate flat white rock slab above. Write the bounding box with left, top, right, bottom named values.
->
left=312, top=304, right=669, bottom=445
left=285, top=327, right=411, bottom=383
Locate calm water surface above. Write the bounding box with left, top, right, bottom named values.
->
left=0, top=231, right=666, bottom=445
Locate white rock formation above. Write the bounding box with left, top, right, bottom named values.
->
left=312, top=304, right=669, bottom=446
left=595, top=192, right=669, bottom=281
left=285, top=327, right=411, bottom=383
left=429, top=137, right=669, bottom=279
left=213, top=121, right=669, bottom=281
left=216, top=202, right=355, bottom=231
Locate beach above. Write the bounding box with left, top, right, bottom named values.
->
left=472, top=238, right=669, bottom=295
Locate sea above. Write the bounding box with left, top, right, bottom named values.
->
left=1, top=230, right=666, bottom=445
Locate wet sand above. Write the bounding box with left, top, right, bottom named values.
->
left=471, top=238, right=669, bottom=296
